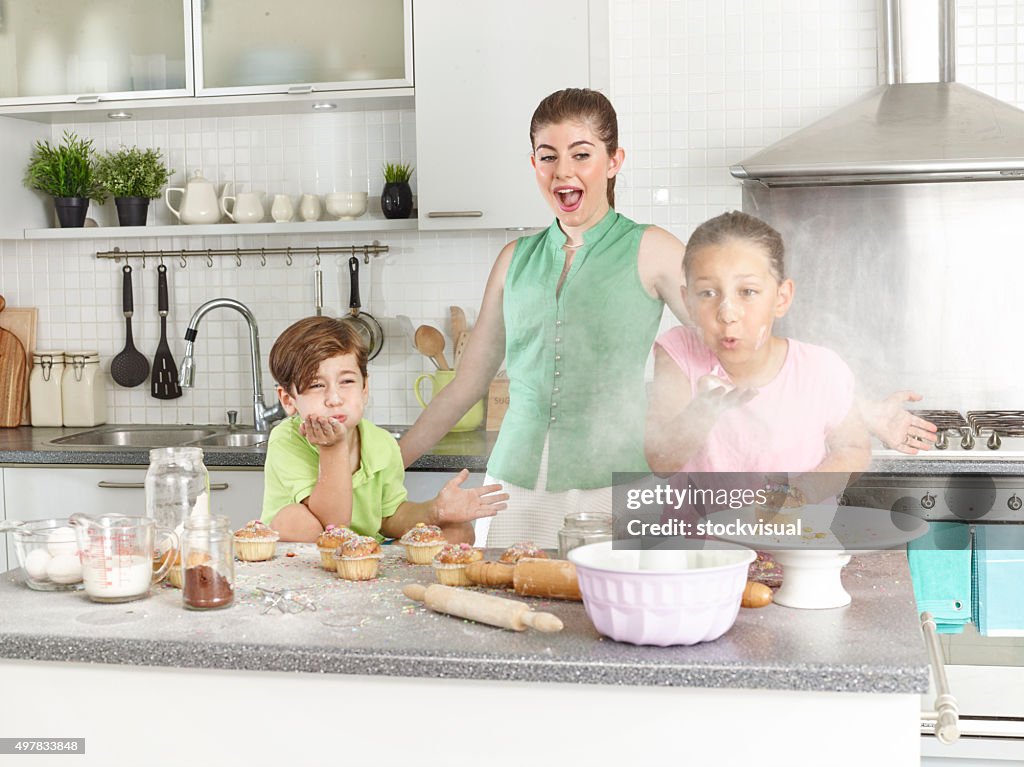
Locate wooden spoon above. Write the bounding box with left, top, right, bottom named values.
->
left=449, top=306, right=467, bottom=339
left=453, top=330, right=470, bottom=368
left=414, top=324, right=450, bottom=370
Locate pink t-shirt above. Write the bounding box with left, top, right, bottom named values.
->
left=654, top=326, right=856, bottom=474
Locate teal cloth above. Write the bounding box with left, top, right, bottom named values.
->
left=907, top=521, right=971, bottom=634
left=973, top=525, right=1024, bottom=637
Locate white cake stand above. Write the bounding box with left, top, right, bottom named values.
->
left=704, top=504, right=928, bottom=609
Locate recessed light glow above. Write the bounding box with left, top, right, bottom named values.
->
left=311, top=102, right=337, bottom=111
left=107, top=111, right=133, bottom=120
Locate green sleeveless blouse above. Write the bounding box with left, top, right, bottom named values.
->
left=487, top=210, right=664, bottom=491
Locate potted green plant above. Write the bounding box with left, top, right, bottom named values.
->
left=381, top=161, right=414, bottom=219
left=23, top=130, right=106, bottom=228
left=96, top=146, right=174, bottom=227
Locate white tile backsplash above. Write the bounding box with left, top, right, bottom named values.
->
left=6, top=0, right=1024, bottom=426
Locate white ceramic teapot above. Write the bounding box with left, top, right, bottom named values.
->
left=165, top=169, right=221, bottom=225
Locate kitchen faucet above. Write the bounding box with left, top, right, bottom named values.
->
left=178, top=298, right=285, bottom=432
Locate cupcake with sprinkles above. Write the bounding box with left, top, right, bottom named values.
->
left=398, top=523, right=447, bottom=564
left=498, top=541, right=549, bottom=565
left=233, top=520, right=280, bottom=562
left=333, top=534, right=384, bottom=581
left=432, top=543, right=484, bottom=587
left=316, top=525, right=358, bottom=570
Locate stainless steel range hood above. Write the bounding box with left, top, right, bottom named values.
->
left=730, top=0, right=1024, bottom=186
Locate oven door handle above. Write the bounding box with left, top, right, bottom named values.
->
left=920, top=611, right=961, bottom=744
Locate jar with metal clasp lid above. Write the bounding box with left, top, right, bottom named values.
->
left=61, top=351, right=107, bottom=427
left=29, top=350, right=65, bottom=426
left=557, top=511, right=613, bottom=559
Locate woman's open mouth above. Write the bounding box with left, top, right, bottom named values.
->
left=555, top=186, right=583, bottom=212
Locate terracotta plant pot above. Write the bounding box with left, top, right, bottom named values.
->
left=53, top=197, right=89, bottom=228
left=381, top=181, right=413, bottom=219
left=114, top=196, right=150, bottom=227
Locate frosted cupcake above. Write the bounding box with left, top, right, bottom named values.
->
left=498, top=542, right=549, bottom=565
left=399, top=523, right=447, bottom=564
left=233, top=520, right=280, bottom=562
left=333, top=535, right=384, bottom=581
left=432, top=543, right=484, bottom=587
left=317, top=525, right=358, bottom=570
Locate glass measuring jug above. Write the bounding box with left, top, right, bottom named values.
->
left=70, top=514, right=177, bottom=603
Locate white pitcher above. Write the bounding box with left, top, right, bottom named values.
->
left=165, top=169, right=221, bottom=225
left=271, top=194, right=295, bottom=223
left=221, top=187, right=265, bottom=223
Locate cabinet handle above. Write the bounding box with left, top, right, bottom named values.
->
left=287, top=85, right=314, bottom=95
left=427, top=211, right=483, bottom=218
left=74, top=95, right=101, bottom=104
left=97, top=481, right=230, bottom=491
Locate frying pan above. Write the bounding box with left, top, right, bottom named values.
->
left=344, top=256, right=383, bottom=360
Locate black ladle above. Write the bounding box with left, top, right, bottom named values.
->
left=110, top=264, right=150, bottom=387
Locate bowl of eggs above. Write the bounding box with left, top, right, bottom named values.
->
left=2, top=518, right=83, bottom=591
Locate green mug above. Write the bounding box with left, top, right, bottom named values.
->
left=414, top=369, right=484, bottom=432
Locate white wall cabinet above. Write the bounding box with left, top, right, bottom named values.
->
left=1, top=466, right=264, bottom=572
left=194, top=0, right=412, bottom=96
left=412, top=0, right=596, bottom=231
left=0, top=0, right=193, bottom=108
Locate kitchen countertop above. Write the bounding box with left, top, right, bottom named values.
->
left=0, top=546, right=928, bottom=694
left=0, top=425, right=495, bottom=471
left=1, top=424, right=1021, bottom=475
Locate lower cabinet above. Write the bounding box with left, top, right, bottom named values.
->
left=1, top=466, right=265, bottom=572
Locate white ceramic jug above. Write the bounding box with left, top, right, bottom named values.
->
left=299, top=194, right=322, bottom=222
left=221, top=186, right=265, bottom=223
left=165, top=169, right=221, bottom=225
left=271, top=194, right=295, bottom=223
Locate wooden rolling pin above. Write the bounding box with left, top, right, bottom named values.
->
left=403, top=583, right=563, bottom=632
left=465, top=558, right=582, bottom=601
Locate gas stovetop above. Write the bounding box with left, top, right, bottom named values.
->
left=872, top=410, right=1024, bottom=459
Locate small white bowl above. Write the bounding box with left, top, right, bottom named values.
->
left=568, top=541, right=755, bottom=646
left=325, top=192, right=368, bottom=220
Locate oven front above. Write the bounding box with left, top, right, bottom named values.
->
left=844, top=472, right=1024, bottom=754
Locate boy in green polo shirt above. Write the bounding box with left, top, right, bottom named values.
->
left=261, top=316, right=507, bottom=543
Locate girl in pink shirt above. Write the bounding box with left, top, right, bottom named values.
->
left=644, top=211, right=870, bottom=501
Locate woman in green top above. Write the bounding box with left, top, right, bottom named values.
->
left=400, top=88, right=688, bottom=547
left=399, top=88, right=936, bottom=548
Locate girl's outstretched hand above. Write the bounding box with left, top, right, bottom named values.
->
left=691, top=375, right=757, bottom=423
left=434, top=469, right=510, bottom=524
left=860, top=391, right=938, bottom=454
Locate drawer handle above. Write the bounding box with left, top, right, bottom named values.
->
left=287, top=85, right=314, bottom=95
left=98, top=481, right=230, bottom=491
left=74, top=94, right=100, bottom=104
left=427, top=211, right=483, bottom=218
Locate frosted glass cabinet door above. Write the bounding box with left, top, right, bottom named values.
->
left=0, top=0, right=192, bottom=105
left=195, top=0, right=412, bottom=95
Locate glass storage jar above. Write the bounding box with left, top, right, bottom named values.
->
left=29, top=351, right=65, bottom=426
left=181, top=515, right=234, bottom=610
left=145, top=447, right=210, bottom=532
left=557, top=511, right=614, bottom=559
left=61, top=351, right=107, bottom=427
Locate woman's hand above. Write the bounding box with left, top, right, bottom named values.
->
left=433, top=469, right=510, bottom=525
left=860, top=391, right=938, bottom=454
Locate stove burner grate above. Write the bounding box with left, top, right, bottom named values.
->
left=909, top=410, right=967, bottom=431
left=966, top=411, right=1024, bottom=438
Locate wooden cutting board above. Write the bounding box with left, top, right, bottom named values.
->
left=0, top=328, right=27, bottom=427
left=0, top=306, right=38, bottom=422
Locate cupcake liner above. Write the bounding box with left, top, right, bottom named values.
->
left=334, top=552, right=384, bottom=581
left=234, top=537, right=278, bottom=562
left=432, top=560, right=472, bottom=587
left=401, top=541, right=446, bottom=565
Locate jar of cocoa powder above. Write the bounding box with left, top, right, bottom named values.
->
left=181, top=515, right=234, bottom=610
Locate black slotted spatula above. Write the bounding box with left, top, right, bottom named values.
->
left=151, top=264, right=182, bottom=399
left=110, top=264, right=150, bottom=387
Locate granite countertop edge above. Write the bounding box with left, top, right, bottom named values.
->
left=0, top=633, right=929, bottom=694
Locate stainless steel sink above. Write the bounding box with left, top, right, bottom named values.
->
left=190, top=432, right=269, bottom=448
left=45, top=426, right=267, bottom=450
left=48, top=427, right=220, bottom=448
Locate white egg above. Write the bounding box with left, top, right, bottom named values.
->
left=46, top=526, right=78, bottom=557
left=46, top=553, right=83, bottom=584
left=24, top=548, right=53, bottom=581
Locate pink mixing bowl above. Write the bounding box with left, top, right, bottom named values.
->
left=568, top=542, right=756, bottom=646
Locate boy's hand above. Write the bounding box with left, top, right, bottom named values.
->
left=299, top=414, right=354, bottom=449
left=433, top=469, right=509, bottom=525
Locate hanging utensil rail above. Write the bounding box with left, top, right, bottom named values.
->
left=94, top=242, right=388, bottom=268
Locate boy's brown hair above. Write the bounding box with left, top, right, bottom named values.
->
left=269, top=316, right=369, bottom=394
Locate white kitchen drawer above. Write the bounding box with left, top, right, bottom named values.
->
left=1, top=466, right=264, bottom=572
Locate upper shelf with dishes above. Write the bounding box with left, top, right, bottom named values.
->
left=0, top=0, right=413, bottom=122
